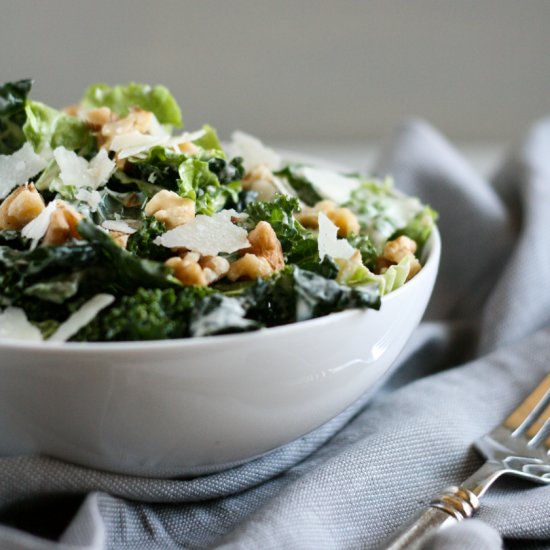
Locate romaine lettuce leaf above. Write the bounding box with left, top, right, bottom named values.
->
left=23, top=101, right=95, bottom=154
left=0, top=79, right=32, bottom=154
left=81, top=82, right=182, bottom=127
left=389, top=206, right=438, bottom=256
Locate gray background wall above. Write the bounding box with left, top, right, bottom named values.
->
left=1, top=0, right=549, bottom=142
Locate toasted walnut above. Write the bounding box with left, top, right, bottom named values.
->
left=295, top=200, right=336, bottom=228
left=383, top=236, right=417, bottom=263
left=381, top=235, right=421, bottom=280
left=246, top=221, right=284, bottom=271
left=227, top=253, right=273, bottom=282
left=144, top=190, right=195, bottom=229
left=109, top=231, right=129, bottom=249
left=242, top=164, right=280, bottom=201
left=43, top=202, right=83, bottom=246
left=326, top=208, right=360, bottom=237
left=166, top=252, right=230, bottom=287
left=84, top=107, right=116, bottom=131
left=0, top=184, right=45, bottom=230
left=178, top=141, right=200, bottom=156
left=99, top=108, right=156, bottom=149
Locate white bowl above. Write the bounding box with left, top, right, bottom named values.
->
left=0, top=224, right=440, bottom=477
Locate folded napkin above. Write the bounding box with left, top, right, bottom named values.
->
left=1, top=119, right=550, bottom=550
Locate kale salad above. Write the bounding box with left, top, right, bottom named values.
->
left=0, top=80, right=437, bottom=343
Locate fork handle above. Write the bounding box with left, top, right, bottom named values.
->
left=383, top=486, right=480, bottom=550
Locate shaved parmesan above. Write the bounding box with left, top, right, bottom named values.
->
left=54, top=147, right=115, bottom=190
left=102, top=220, right=138, bottom=234
left=21, top=200, right=57, bottom=245
left=49, top=294, right=115, bottom=343
left=318, top=212, right=355, bottom=261
left=154, top=209, right=249, bottom=256
left=0, top=307, right=43, bottom=342
left=0, top=143, right=48, bottom=199
left=299, top=167, right=359, bottom=204
left=75, top=188, right=102, bottom=211
left=112, top=131, right=167, bottom=159
left=231, top=131, right=281, bottom=172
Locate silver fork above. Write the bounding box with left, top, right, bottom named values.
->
left=384, top=373, right=550, bottom=549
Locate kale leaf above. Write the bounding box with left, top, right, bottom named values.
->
left=276, top=164, right=324, bottom=206
left=126, top=215, right=171, bottom=262
left=0, top=79, right=32, bottom=154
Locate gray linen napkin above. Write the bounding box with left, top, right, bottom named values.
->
left=1, top=119, right=550, bottom=549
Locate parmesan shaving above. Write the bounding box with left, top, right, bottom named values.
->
left=230, top=131, right=281, bottom=172
left=21, top=200, right=58, bottom=245
left=154, top=209, right=250, bottom=256
left=75, top=188, right=102, bottom=211
left=0, top=307, right=43, bottom=342
left=101, top=220, right=138, bottom=234
left=317, top=212, right=355, bottom=261
left=299, top=167, right=359, bottom=204
left=49, top=294, right=115, bottom=343
left=54, top=147, right=115, bottom=190
left=0, top=143, right=48, bottom=199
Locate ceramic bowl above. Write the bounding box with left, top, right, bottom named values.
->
left=0, top=222, right=440, bottom=477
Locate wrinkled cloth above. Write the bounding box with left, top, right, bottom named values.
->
left=1, top=119, right=550, bottom=549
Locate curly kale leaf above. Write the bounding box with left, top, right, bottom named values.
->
left=126, top=215, right=171, bottom=262
left=75, top=287, right=211, bottom=341
left=0, top=79, right=32, bottom=154
left=77, top=220, right=176, bottom=290
left=243, top=195, right=336, bottom=277
left=242, top=266, right=380, bottom=326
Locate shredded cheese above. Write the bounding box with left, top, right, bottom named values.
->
left=101, top=220, right=138, bottom=234
left=21, top=200, right=58, bottom=245
left=230, top=131, right=281, bottom=172
left=54, top=147, right=115, bottom=190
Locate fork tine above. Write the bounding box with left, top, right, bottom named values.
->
left=526, top=409, right=550, bottom=449
left=504, top=374, right=550, bottom=436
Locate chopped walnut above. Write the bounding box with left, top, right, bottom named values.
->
left=98, top=108, right=156, bottom=150
left=0, top=184, right=45, bottom=230
left=227, top=253, right=273, bottom=282
left=43, top=202, right=83, bottom=246
left=242, top=164, right=280, bottom=201
left=83, top=107, right=116, bottom=131
left=246, top=221, right=284, bottom=271
left=296, top=200, right=359, bottom=237
left=144, top=190, right=195, bottom=229
left=166, top=252, right=230, bottom=287
left=109, top=231, right=129, bottom=249
left=380, top=235, right=422, bottom=280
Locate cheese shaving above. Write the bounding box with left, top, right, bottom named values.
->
left=299, top=167, right=359, bottom=204
left=21, top=200, right=58, bottom=245
left=154, top=209, right=250, bottom=256
left=0, top=143, right=48, bottom=199
left=230, top=131, right=281, bottom=172
left=101, top=220, right=138, bottom=234
left=75, top=188, right=102, bottom=211
left=317, top=212, right=355, bottom=261
left=0, top=307, right=43, bottom=342
left=54, top=147, right=115, bottom=190
left=49, top=294, right=115, bottom=342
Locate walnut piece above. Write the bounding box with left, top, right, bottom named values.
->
left=246, top=221, right=285, bottom=271
left=296, top=200, right=359, bottom=237
left=0, top=184, right=45, bottom=230
left=381, top=235, right=421, bottom=280
left=43, top=202, right=83, bottom=246
left=166, top=252, right=230, bottom=287
left=144, top=190, right=195, bottom=229
left=227, top=253, right=273, bottom=282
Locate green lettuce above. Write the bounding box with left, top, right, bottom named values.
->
left=81, top=82, right=182, bottom=127
left=0, top=79, right=32, bottom=154
left=389, top=206, right=438, bottom=256
left=23, top=100, right=95, bottom=154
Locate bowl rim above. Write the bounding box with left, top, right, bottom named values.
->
left=0, top=224, right=440, bottom=354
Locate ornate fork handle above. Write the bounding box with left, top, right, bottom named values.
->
left=384, top=486, right=480, bottom=550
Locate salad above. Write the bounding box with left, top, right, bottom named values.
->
left=0, top=80, right=437, bottom=343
